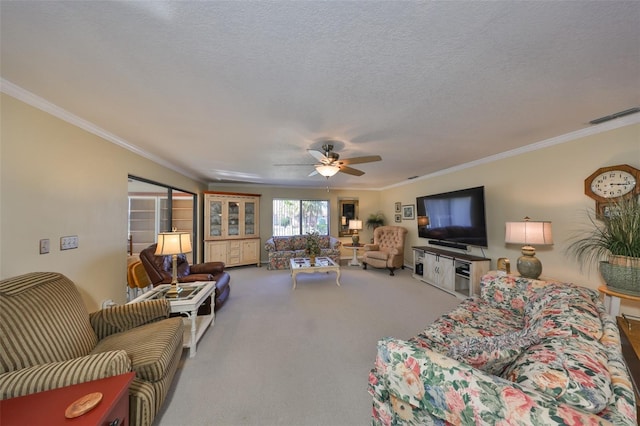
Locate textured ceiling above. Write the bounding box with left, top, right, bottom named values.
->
left=1, top=1, right=639, bottom=189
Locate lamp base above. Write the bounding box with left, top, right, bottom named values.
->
left=166, top=282, right=183, bottom=297
left=516, top=253, right=542, bottom=279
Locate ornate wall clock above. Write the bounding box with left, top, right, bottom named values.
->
left=584, top=164, right=640, bottom=216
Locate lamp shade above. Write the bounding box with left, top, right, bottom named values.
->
left=418, top=216, right=429, bottom=226
left=155, top=232, right=193, bottom=255
left=315, top=164, right=340, bottom=177
left=348, top=219, right=363, bottom=231
left=505, top=219, right=553, bottom=246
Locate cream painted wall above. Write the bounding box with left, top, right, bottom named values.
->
left=382, top=124, right=640, bottom=315
left=204, top=184, right=381, bottom=260
left=2, top=92, right=639, bottom=315
left=0, top=94, right=207, bottom=311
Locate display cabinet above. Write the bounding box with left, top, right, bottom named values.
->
left=204, top=191, right=261, bottom=266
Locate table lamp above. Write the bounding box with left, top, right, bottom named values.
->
left=349, top=219, right=363, bottom=246
left=155, top=231, right=193, bottom=296
left=505, top=217, right=553, bottom=279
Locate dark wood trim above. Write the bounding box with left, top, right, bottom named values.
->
left=616, top=316, right=640, bottom=419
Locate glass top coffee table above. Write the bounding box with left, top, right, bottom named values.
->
left=128, top=281, right=216, bottom=358
left=289, top=257, right=341, bottom=289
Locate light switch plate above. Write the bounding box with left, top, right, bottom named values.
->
left=60, top=235, right=78, bottom=250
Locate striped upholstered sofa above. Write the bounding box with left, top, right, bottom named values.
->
left=0, top=272, right=183, bottom=426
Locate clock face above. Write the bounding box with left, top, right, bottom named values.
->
left=590, top=170, right=637, bottom=198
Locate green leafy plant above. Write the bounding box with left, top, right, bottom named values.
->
left=305, top=231, right=322, bottom=256
left=566, top=197, right=640, bottom=271
left=366, top=212, right=385, bottom=230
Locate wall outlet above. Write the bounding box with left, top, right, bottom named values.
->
left=39, top=239, right=50, bottom=254
left=60, top=235, right=79, bottom=250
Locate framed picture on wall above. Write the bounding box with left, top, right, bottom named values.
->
left=402, top=204, right=415, bottom=220
left=394, top=213, right=401, bottom=223
left=395, top=202, right=401, bottom=213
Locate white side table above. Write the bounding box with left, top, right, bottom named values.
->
left=129, top=281, right=216, bottom=358
left=343, top=244, right=363, bottom=266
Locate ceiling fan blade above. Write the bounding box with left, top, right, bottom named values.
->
left=308, top=169, right=319, bottom=177
left=273, top=163, right=315, bottom=166
left=339, top=155, right=382, bottom=166
left=307, top=149, right=329, bottom=163
left=339, top=166, right=365, bottom=176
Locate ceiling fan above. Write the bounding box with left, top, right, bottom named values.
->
left=278, top=143, right=382, bottom=178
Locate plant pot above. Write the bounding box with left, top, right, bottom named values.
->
left=600, top=260, right=640, bottom=296
left=609, top=255, right=640, bottom=268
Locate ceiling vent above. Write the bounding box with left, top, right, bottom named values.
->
left=589, top=107, right=640, bottom=125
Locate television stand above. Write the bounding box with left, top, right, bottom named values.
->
left=428, top=240, right=468, bottom=251
left=412, top=246, right=490, bottom=299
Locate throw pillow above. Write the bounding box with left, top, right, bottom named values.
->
left=502, top=337, right=613, bottom=414
left=273, top=237, right=291, bottom=251
left=446, top=329, right=541, bottom=376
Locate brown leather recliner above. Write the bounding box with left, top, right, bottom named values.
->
left=139, top=244, right=230, bottom=313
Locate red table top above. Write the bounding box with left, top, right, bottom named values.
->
left=0, top=372, right=135, bottom=426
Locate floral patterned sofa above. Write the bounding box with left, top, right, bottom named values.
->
left=264, top=235, right=341, bottom=270
left=369, top=272, right=636, bottom=425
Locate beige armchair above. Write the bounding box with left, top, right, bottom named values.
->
left=0, top=272, right=183, bottom=426
left=362, top=226, right=408, bottom=275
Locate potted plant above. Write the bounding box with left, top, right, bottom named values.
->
left=365, top=212, right=386, bottom=243
left=306, top=231, right=322, bottom=264
left=366, top=212, right=385, bottom=230
left=566, top=197, right=640, bottom=294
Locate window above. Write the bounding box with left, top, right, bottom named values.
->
left=272, top=199, right=330, bottom=236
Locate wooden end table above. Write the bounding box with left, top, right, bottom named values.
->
left=598, top=285, right=640, bottom=316
left=616, top=316, right=640, bottom=419
left=0, top=372, right=134, bottom=426
left=290, top=257, right=341, bottom=289
left=129, top=281, right=216, bottom=357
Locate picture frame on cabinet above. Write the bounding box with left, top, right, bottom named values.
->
left=394, top=214, right=402, bottom=223
left=402, top=204, right=415, bottom=220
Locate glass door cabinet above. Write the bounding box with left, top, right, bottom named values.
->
left=204, top=192, right=261, bottom=267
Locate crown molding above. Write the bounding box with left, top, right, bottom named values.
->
left=3, top=78, right=637, bottom=191
left=1, top=78, right=206, bottom=183
left=381, top=112, right=640, bottom=191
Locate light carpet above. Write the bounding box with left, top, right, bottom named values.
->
left=154, top=264, right=461, bottom=426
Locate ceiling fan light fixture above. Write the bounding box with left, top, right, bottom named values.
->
left=315, top=164, right=340, bottom=177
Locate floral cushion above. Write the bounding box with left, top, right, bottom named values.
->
left=371, top=337, right=617, bottom=425
left=502, top=337, right=613, bottom=414
left=447, top=329, right=541, bottom=375
left=289, top=235, right=307, bottom=251
left=411, top=298, right=525, bottom=353
left=318, top=235, right=331, bottom=249
left=480, top=273, right=548, bottom=315
left=273, top=237, right=291, bottom=251
left=526, top=283, right=603, bottom=341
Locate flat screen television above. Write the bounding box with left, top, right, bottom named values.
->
left=416, top=186, right=488, bottom=248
